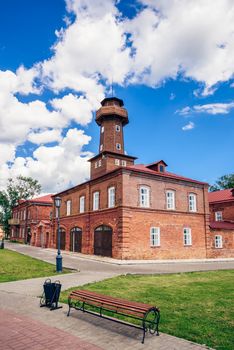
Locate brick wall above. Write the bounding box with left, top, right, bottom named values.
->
left=209, top=201, right=234, bottom=221
left=206, top=229, right=234, bottom=258
left=53, top=169, right=211, bottom=260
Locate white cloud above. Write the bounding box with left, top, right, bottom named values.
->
left=126, top=0, right=234, bottom=94
left=27, top=129, right=62, bottom=144
left=51, top=94, right=93, bottom=126
left=182, top=121, right=195, bottom=131
left=177, top=102, right=234, bottom=115
left=0, top=129, right=93, bottom=192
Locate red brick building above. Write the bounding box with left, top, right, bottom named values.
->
left=207, top=189, right=234, bottom=258
left=9, top=195, right=53, bottom=247
left=51, top=97, right=211, bottom=260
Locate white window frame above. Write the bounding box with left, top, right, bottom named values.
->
left=189, top=193, right=197, bottom=212
left=166, top=190, right=175, bottom=210
left=79, top=196, right=85, bottom=213
left=121, top=160, right=127, bottom=166
left=108, top=187, right=115, bottom=208
left=139, top=186, right=150, bottom=208
left=93, top=191, right=99, bottom=211
left=66, top=200, right=71, bottom=216
left=94, top=162, right=98, bottom=169
left=116, top=143, right=121, bottom=150
left=116, top=125, right=121, bottom=132
left=215, top=235, right=223, bottom=248
left=215, top=211, right=222, bottom=221
left=23, top=210, right=26, bottom=220
left=115, top=159, right=120, bottom=166
left=150, top=227, right=160, bottom=247
left=101, top=126, right=104, bottom=133
left=183, top=227, right=192, bottom=246
left=98, top=159, right=102, bottom=167
left=100, top=144, right=103, bottom=152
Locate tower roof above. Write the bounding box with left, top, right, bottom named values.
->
left=95, top=96, right=128, bottom=126
left=101, top=97, right=124, bottom=107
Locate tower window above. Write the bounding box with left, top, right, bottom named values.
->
left=115, top=159, right=120, bottom=165
left=95, top=162, right=98, bottom=169
left=98, top=160, right=102, bottom=167
left=100, top=144, right=103, bottom=151
left=101, top=126, right=104, bottom=133
left=116, top=143, right=121, bottom=150
left=121, top=160, right=127, bottom=166
left=116, top=125, right=121, bottom=132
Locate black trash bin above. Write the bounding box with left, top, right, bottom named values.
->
left=40, top=278, right=62, bottom=310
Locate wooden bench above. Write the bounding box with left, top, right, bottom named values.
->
left=67, top=289, right=160, bottom=343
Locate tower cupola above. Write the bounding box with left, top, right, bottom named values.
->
left=95, top=97, right=129, bottom=155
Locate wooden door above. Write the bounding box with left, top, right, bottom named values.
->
left=70, top=227, right=82, bottom=253
left=94, top=225, right=112, bottom=257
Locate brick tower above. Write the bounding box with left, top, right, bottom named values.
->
left=89, top=97, right=136, bottom=179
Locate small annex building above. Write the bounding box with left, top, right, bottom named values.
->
left=51, top=97, right=211, bottom=260
left=9, top=194, right=53, bottom=247
left=207, top=188, right=234, bottom=257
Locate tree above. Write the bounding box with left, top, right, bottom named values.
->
left=209, top=173, right=234, bottom=192
left=0, top=176, right=41, bottom=237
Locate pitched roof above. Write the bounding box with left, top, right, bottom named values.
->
left=210, top=221, right=234, bottom=230
left=126, top=164, right=208, bottom=185
left=28, top=194, right=53, bottom=204
left=208, top=188, right=234, bottom=203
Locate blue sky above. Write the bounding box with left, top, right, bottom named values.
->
left=0, top=0, right=234, bottom=192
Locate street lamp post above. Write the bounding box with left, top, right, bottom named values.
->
left=54, top=196, right=62, bottom=273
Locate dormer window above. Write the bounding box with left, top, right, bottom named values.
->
left=116, top=143, right=121, bottom=150
left=116, top=125, right=121, bottom=132
left=159, top=165, right=164, bottom=172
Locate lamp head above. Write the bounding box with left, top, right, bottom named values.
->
left=54, top=196, right=61, bottom=208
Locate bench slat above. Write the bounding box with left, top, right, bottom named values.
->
left=69, top=290, right=157, bottom=313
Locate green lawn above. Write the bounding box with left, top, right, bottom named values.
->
left=60, top=270, right=234, bottom=350
left=0, top=249, right=72, bottom=282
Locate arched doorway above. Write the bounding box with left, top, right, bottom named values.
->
left=94, top=225, right=112, bottom=257
left=70, top=227, right=82, bottom=253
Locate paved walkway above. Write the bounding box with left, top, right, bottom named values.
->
left=1, top=242, right=228, bottom=349
left=1, top=308, right=100, bottom=350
